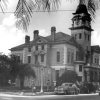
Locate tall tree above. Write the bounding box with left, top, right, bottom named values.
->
left=0, top=54, right=11, bottom=86
left=0, top=0, right=100, bottom=31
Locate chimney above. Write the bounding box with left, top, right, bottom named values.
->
left=51, top=26, right=56, bottom=41
left=34, top=30, right=39, bottom=40
left=25, top=35, right=30, bottom=43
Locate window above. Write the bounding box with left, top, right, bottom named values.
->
left=97, top=59, right=99, bottom=64
left=95, top=58, right=97, bottom=63
left=57, top=51, right=60, bottom=62
left=75, top=34, right=77, bottom=39
left=88, top=35, right=90, bottom=41
left=41, top=45, right=44, bottom=50
left=67, top=51, right=70, bottom=63
left=17, top=56, right=21, bottom=63
left=84, top=33, right=87, bottom=40
left=67, top=51, right=74, bottom=64
left=79, top=65, right=82, bottom=72
left=94, top=58, right=99, bottom=64
left=41, top=54, right=44, bottom=62
left=28, top=56, right=31, bottom=63
left=35, top=45, right=38, bottom=50
left=71, top=52, right=74, bottom=63
left=35, top=55, right=38, bottom=64
left=79, top=33, right=82, bottom=39
left=28, top=47, right=31, bottom=52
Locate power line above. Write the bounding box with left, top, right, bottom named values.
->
left=0, top=9, right=75, bottom=13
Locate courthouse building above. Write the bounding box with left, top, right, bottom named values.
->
left=10, top=4, right=100, bottom=87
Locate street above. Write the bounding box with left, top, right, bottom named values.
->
left=0, top=93, right=100, bottom=100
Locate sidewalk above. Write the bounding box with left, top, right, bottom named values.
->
left=0, top=91, right=54, bottom=96
left=0, top=91, right=99, bottom=97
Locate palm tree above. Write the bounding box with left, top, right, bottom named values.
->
left=16, top=64, right=36, bottom=89
left=0, top=0, right=100, bottom=31
left=0, top=54, right=11, bottom=86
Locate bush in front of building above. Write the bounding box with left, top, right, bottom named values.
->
left=56, top=70, right=78, bottom=86
left=79, top=82, right=98, bottom=94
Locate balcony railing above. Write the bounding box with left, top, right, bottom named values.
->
left=33, top=50, right=46, bottom=55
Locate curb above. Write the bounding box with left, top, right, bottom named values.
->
left=0, top=92, right=54, bottom=96
left=0, top=92, right=99, bottom=97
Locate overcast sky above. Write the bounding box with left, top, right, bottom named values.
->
left=0, top=0, right=100, bottom=55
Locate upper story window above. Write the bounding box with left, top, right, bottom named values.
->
left=41, top=54, right=44, bottom=62
left=35, top=45, right=38, bottom=50
left=97, top=58, right=99, bottom=64
left=84, top=33, right=87, bottom=40
left=28, top=47, right=31, bottom=52
left=94, top=57, right=99, bottom=64
left=79, top=33, right=82, bottom=39
left=71, top=52, right=74, bottom=63
left=41, top=45, right=44, bottom=50
left=75, top=34, right=77, bottom=39
left=88, top=35, right=90, bottom=41
left=67, top=50, right=74, bottom=64
left=95, top=58, right=97, bottom=63
left=28, top=56, right=31, bottom=63
left=79, top=65, right=82, bottom=72
left=35, top=55, right=38, bottom=64
left=57, top=51, right=60, bottom=62
left=67, top=51, right=70, bottom=63
left=17, top=56, right=21, bottom=63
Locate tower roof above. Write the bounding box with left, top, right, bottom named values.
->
left=73, top=4, right=89, bottom=15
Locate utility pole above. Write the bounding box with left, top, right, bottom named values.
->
left=40, top=67, right=43, bottom=93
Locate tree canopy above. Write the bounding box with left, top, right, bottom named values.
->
left=0, top=54, right=36, bottom=88
left=57, top=70, right=79, bottom=86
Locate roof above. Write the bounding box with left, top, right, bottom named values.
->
left=73, top=4, right=89, bottom=15
left=10, top=32, right=79, bottom=51
left=46, top=32, right=71, bottom=42
left=10, top=43, right=29, bottom=51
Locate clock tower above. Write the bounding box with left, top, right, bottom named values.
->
left=69, top=4, right=93, bottom=52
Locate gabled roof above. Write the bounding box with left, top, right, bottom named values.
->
left=10, top=32, right=79, bottom=51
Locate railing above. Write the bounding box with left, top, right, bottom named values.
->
left=33, top=50, right=46, bottom=55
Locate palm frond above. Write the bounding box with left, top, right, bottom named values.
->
left=79, top=0, right=100, bottom=20
left=15, top=0, right=35, bottom=32
left=15, top=0, right=60, bottom=32
left=34, top=0, right=60, bottom=11
left=0, top=0, right=8, bottom=13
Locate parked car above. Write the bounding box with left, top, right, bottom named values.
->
left=54, top=83, right=79, bottom=95
left=96, top=87, right=100, bottom=96
left=99, top=88, right=100, bottom=96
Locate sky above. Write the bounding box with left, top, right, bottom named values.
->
left=0, top=0, right=100, bottom=55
